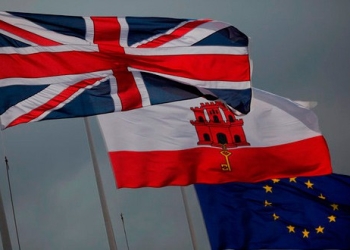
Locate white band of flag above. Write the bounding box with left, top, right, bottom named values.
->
left=127, top=67, right=250, bottom=90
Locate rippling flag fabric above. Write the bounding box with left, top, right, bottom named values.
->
left=97, top=88, right=331, bottom=188
left=195, top=173, right=350, bottom=250
left=0, top=11, right=251, bottom=129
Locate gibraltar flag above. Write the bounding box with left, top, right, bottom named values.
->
left=97, top=88, right=332, bottom=188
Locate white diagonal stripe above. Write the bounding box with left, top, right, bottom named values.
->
left=0, top=76, right=112, bottom=128
left=0, top=70, right=112, bottom=87
left=0, top=12, right=90, bottom=45
left=130, top=19, right=190, bottom=47
left=158, top=20, right=231, bottom=48
left=0, top=29, right=38, bottom=46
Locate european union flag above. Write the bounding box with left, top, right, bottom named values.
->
left=195, top=173, right=350, bottom=250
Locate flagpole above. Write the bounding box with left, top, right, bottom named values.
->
left=0, top=189, right=12, bottom=250
left=84, top=117, right=118, bottom=250
left=180, top=186, right=198, bottom=250
left=0, top=124, right=12, bottom=250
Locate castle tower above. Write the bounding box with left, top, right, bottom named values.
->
left=190, top=101, right=250, bottom=148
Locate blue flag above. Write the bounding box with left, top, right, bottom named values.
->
left=195, top=173, right=350, bottom=250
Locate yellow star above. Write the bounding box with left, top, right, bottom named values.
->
left=273, top=213, right=279, bottom=220
left=328, top=215, right=336, bottom=222
left=315, top=226, right=324, bottom=234
left=318, top=193, right=326, bottom=200
left=263, top=185, right=273, bottom=193
left=287, top=225, right=295, bottom=233
left=331, top=204, right=339, bottom=211
left=272, top=179, right=280, bottom=183
left=264, top=200, right=272, bottom=207
left=302, top=229, right=310, bottom=238
left=289, top=177, right=297, bottom=183
left=304, top=180, right=314, bottom=189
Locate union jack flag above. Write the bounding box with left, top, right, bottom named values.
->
left=0, top=11, right=251, bottom=129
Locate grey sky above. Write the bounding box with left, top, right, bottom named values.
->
left=1, top=1, right=350, bottom=249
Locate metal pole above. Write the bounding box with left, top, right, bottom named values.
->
left=180, top=186, right=198, bottom=250
left=84, top=117, right=117, bottom=250
left=120, top=213, right=130, bottom=250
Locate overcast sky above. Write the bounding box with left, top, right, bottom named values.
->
left=1, top=1, right=350, bottom=249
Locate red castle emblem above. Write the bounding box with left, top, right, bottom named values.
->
left=190, top=101, right=250, bottom=148
left=190, top=101, right=250, bottom=171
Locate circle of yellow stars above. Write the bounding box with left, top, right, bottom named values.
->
left=263, top=177, right=340, bottom=239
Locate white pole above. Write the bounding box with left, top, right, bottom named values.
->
left=84, top=117, right=118, bottom=250
left=0, top=124, right=12, bottom=250
left=0, top=188, right=12, bottom=250
left=180, top=186, right=198, bottom=250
